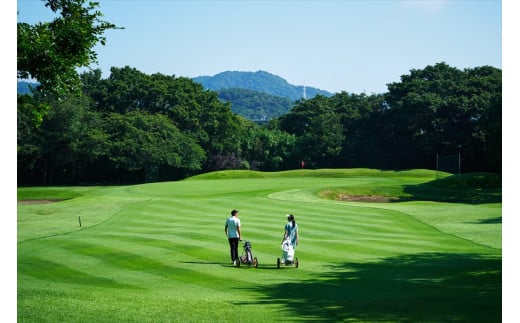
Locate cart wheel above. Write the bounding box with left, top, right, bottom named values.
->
left=277, top=258, right=280, bottom=269
left=295, top=258, right=299, bottom=268
left=253, top=257, right=258, bottom=268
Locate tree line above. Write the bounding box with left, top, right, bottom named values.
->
left=17, top=62, right=501, bottom=185
left=17, top=0, right=500, bottom=185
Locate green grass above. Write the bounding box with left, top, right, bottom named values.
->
left=18, top=169, right=501, bottom=322
left=17, top=186, right=87, bottom=201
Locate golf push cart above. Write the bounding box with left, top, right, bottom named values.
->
left=236, top=240, right=258, bottom=268
left=277, top=238, right=298, bottom=268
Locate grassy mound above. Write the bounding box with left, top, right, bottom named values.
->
left=188, top=168, right=449, bottom=180
left=17, top=187, right=86, bottom=201
left=319, top=172, right=501, bottom=204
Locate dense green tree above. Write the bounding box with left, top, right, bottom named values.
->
left=17, top=95, right=45, bottom=179
left=217, top=88, right=294, bottom=120
left=18, top=62, right=501, bottom=186
left=101, top=111, right=206, bottom=182
left=18, top=93, right=106, bottom=185
left=17, top=94, right=49, bottom=134
left=18, top=89, right=208, bottom=185
left=384, top=62, right=501, bottom=172
left=330, top=92, right=387, bottom=168
left=463, top=66, right=502, bottom=172
left=17, top=0, right=119, bottom=96
left=81, top=67, right=243, bottom=171
left=240, top=121, right=296, bottom=170
left=197, top=90, right=244, bottom=162
left=279, top=95, right=344, bottom=167
left=272, top=63, right=500, bottom=173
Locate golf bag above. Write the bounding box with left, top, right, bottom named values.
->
left=240, top=240, right=254, bottom=264
left=281, top=238, right=294, bottom=263
left=236, top=240, right=258, bottom=267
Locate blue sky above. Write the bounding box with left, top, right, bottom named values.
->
left=16, top=0, right=503, bottom=94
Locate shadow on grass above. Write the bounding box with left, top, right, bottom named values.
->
left=180, top=261, right=262, bottom=269
left=246, top=253, right=501, bottom=322
left=180, top=261, right=226, bottom=265
left=471, top=217, right=502, bottom=224
left=397, top=173, right=501, bottom=204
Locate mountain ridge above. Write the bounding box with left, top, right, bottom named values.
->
left=192, top=70, right=333, bottom=101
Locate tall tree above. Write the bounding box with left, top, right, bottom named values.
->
left=279, top=95, right=344, bottom=168
left=384, top=62, right=501, bottom=172
left=330, top=92, right=387, bottom=168
left=17, top=0, right=119, bottom=96
left=240, top=121, right=296, bottom=170
left=101, top=111, right=206, bottom=182
left=81, top=67, right=244, bottom=172
left=18, top=92, right=106, bottom=185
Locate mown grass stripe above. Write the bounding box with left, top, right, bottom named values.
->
left=18, top=170, right=501, bottom=322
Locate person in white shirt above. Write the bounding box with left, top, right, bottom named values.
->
left=225, top=209, right=242, bottom=266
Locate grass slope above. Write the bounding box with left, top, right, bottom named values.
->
left=18, top=169, right=501, bottom=322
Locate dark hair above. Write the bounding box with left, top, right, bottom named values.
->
left=231, top=209, right=239, bottom=216
left=288, top=214, right=295, bottom=228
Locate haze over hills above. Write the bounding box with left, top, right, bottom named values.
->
left=192, top=70, right=334, bottom=101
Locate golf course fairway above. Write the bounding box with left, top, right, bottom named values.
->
left=17, top=169, right=501, bottom=322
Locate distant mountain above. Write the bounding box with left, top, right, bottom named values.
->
left=192, top=70, right=333, bottom=101
left=217, top=88, right=294, bottom=121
